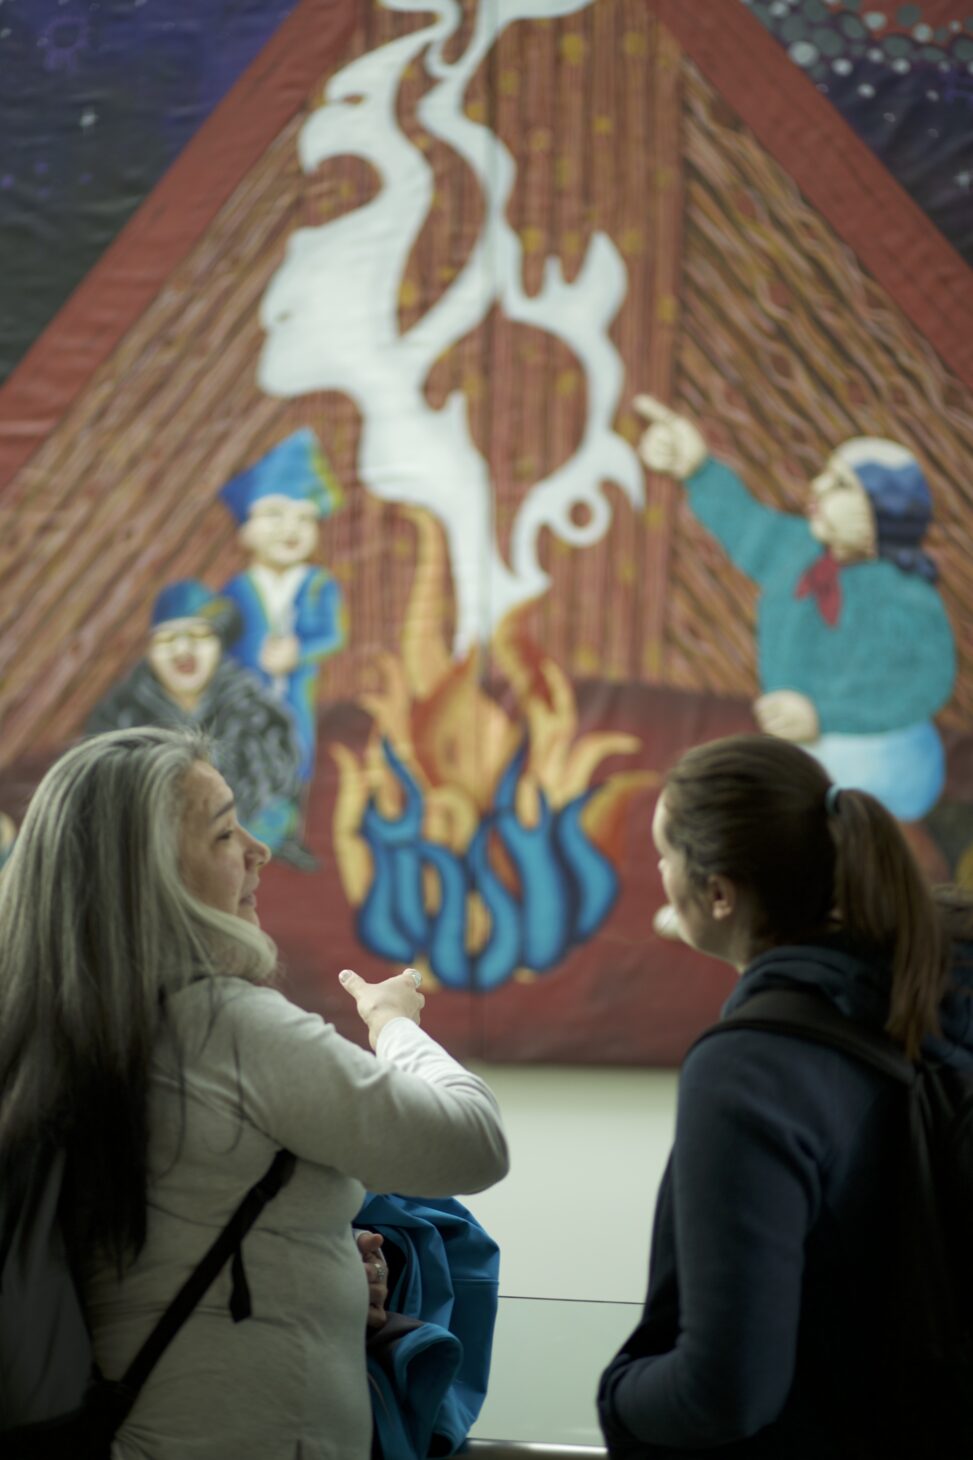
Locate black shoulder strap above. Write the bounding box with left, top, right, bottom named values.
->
left=106, top=1148, right=296, bottom=1418
left=695, top=987, right=916, bottom=1086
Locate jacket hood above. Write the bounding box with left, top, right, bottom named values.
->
left=724, top=939, right=973, bottom=1069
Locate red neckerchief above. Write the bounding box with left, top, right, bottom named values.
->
left=794, top=550, right=842, bottom=627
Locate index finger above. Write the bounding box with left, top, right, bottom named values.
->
left=633, top=393, right=677, bottom=425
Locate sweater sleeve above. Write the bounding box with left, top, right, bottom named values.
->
left=216, top=987, right=509, bottom=1197
left=685, top=458, right=813, bottom=587
left=602, top=1031, right=825, bottom=1450
left=809, top=577, right=956, bottom=733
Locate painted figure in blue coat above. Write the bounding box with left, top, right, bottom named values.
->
left=220, top=429, right=345, bottom=868
left=635, top=396, right=956, bottom=823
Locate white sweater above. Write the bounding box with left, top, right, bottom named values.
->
left=83, top=979, right=509, bottom=1460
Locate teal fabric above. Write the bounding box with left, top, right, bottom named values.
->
left=366, top=1318, right=463, bottom=1460
left=354, top=1193, right=500, bottom=1458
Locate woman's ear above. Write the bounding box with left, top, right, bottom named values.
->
left=707, top=874, right=738, bottom=922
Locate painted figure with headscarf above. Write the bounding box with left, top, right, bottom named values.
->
left=635, top=396, right=956, bottom=822
left=219, top=430, right=346, bottom=861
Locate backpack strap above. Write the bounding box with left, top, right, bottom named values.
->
left=694, top=986, right=917, bottom=1085
left=97, top=1148, right=296, bottom=1427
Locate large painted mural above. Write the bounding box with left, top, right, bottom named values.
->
left=1, top=0, right=972, bottom=1063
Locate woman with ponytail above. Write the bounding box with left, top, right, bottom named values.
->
left=597, top=732, right=973, bottom=1459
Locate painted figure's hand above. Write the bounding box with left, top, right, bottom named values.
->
left=634, top=395, right=707, bottom=481
left=339, top=967, right=425, bottom=1049
left=754, top=690, right=820, bottom=743
left=260, top=633, right=300, bottom=675
left=356, top=1229, right=390, bottom=1330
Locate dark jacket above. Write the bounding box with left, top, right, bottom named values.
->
left=597, top=942, right=973, bottom=1458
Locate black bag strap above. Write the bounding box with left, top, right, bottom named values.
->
left=106, top=1147, right=296, bottom=1418
left=695, top=987, right=917, bottom=1086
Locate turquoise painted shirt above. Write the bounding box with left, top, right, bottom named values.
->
left=684, top=459, right=956, bottom=735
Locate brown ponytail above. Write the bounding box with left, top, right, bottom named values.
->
left=828, top=788, right=945, bottom=1059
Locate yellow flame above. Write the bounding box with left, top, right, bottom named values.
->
left=330, top=510, right=658, bottom=922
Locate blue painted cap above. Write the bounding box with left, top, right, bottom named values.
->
left=836, top=438, right=938, bottom=582
left=219, top=427, right=343, bottom=523
left=149, top=580, right=241, bottom=644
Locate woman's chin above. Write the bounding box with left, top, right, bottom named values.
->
left=653, top=904, right=684, bottom=941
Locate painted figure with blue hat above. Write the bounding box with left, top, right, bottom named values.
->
left=86, top=579, right=303, bottom=853
left=635, top=398, right=956, bottom=827
left=219, top=429, right=346, bottom=869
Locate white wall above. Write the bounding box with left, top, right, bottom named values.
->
left=462, top=1062, right=679, bottom=1447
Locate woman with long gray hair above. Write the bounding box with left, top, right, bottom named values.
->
left=0, top=727, right=508, bottom=1459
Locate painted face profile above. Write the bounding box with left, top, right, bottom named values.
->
left=807, top=455, right=878, bottom=563
left=259, top=229, right=338, bottom=398
left=147, top=617, right=222, bottom=701
left=240, top=494, right=320, bottom=570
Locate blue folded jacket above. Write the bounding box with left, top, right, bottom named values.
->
left=354, top=1193, right=500, bottom=1459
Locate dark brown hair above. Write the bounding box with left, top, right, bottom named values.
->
left=662, top=734, right=945, bottom=1059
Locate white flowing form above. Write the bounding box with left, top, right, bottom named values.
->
left=258, top=0, right=643, bottom=653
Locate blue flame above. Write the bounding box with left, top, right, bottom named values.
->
left=356, top=740, right=427, bottom=960
left=493, top=791, right=570, bottom=972
left=416, top=838, right=472, bottom=990
left=467, top=822, right=521, bottom=991
left=354, top=737, right=621, bottom=990
left=555, top=790, right=619, bottom=939
left=357, top=802, right=417, bottom=962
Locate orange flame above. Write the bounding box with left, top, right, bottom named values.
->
left=330, top=509, right=658, bottom=915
